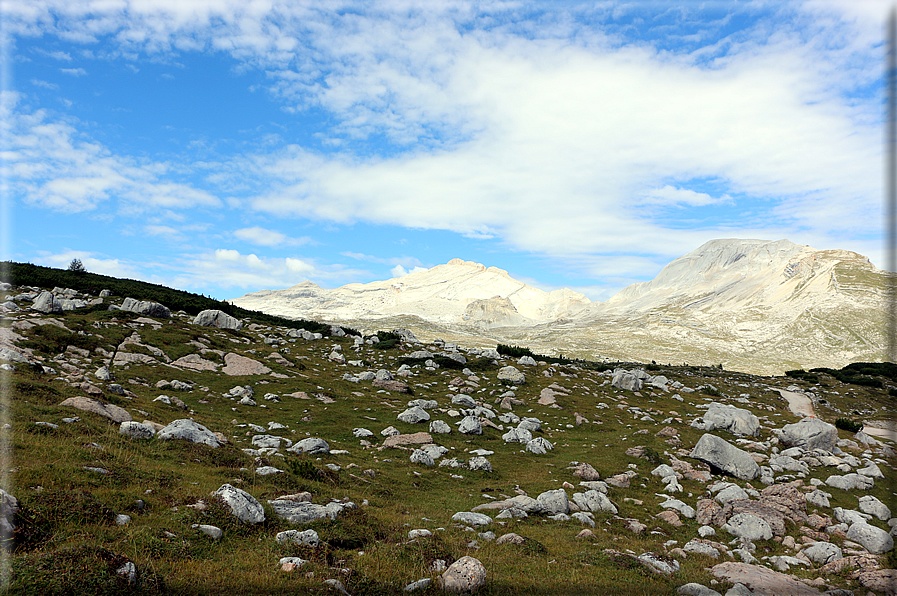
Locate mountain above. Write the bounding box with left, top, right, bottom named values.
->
left=231, top=240, right=889, bottom=374
left=231, top=258, right=591, bottom=328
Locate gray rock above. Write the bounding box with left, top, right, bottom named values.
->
left=192, top=309, right=243, bottom=330
left=859, top=495, right=891, bottom=520
left=805, top=490, right=830, bottom=508
left=690, top=433, right=760, bottom=480
left=825, top=473, right=874, bottom=491
left=677, top=583, right=722, bottom=596
left=857, top=462, right=885, bottom=478
left=458, top=416, right=482, bottom=435
left=525, top=437, right=553, bottom=454
left=846, top=521, right=894, bottom=554
left=468, top=456, right=492, bottom=472
left=119, top=297, right=171, bottom=318
left=255, top=466, right=284, bottom=476
left=773, top=418, right=838, bottom=452
left=287, top=437, right=330, bottom=455
left=119, top=421, right=155, bottom=439
left=193, top=524, right=223, bottom=540
left=95, top=366, right=112, bottom=381
left=213, top=484, right=265, bottom=524
left=60, top=396, right=132, bottom=424
left=440, top=555, right=487, bottom=593
left=571, top=490, right=617, bottom=514
left=398, top=406, right=430, bottom=424
left=517, top=355, right=537, bottom=366
left=801, top=541, right=842, bottom=565
left=502, top=427, right=532, bottom=443
left=275, top=529, right=319, bottom=547
left=452, top=395, right=477, bottom=408
left=497, top=366, right=525, bottom=385
left=268, top=499, right=355, bottom=524
left=252, top=434, right=292, bottom=449
left=661, top=499, right=696, bottom=519
left=715, top=485, right=750, bottom=504
left=0, top=489, right=18, bottom=537
left=503, top=495, right=543, bottom=514
left=407, top=350, right=433, bottom=359
left=637, top=552, right=680, bottom=574
left=683, top=539, right=720, bottom=558
left=536, top=489, right=569, bottom=515
left=429, top=420, right=451, bottom=434
left=572, top=512, right=595, bottom=527
left=451, top=511, right=492, bottom=526
left=611, top=369, right=643, bottom=391
left=703, top=402, right=760, bottom=436
left=403, top=578, right=431, bottom=592
left=723, top=513, right=772, bottom=541
left=410, top=449, right=435, bottom=466
left=31, top=291, right=63, bottom=314
left=157, top=419, right=220, bottom=447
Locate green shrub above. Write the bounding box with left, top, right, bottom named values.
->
left=835, top=418, right=863, bottom=433
left=496, top=344, right=536, bottom=358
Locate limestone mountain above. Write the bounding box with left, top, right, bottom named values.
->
left=231, top=258, right=591, bottom=329
left=231, top=240, right=888, bottom=375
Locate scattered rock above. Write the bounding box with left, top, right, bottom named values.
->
left=773, top=418, right=838, bottom=453
left=193, top=309, right=243, bottom=330
left=709, top=561, right=823, bottom=595
left=157, top=419, right=221, bottom=447
left=222, top=353, right=272, bottom=376
left=440, top=555, right=487, bottom=593
left=690, top=433, right=760, bottom=480
left=213, top=484, right=265, bottom=524
left=60, top=396, right=132, bottom=424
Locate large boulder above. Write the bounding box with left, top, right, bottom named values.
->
left=536, top=489, right=569, bottom=515
left=772, top=418, right=838, bottom=452
left=690, top=434, right=760, bottom=480
left=193, top=309, right=243, bottom=330
left=157, top=419, right=221, bottom=447
left=611, top=369, right=643, bottom=392
left=118, top=297, right=171, bottom=318
left=267, top=499, right=354, bottom=524
left=702, top=403, right=760, bottom=436
left=440, top=556, right=487, bottom=593
left=213, top=484, right=265, bottom=524
left=846, top=522, right=894, bottom=554
left=32, top=291, right=63, bottom=314
left=287, top=437, right=329, bottom=455
left=723, top=513, right=772, bottom=541
left=497, top=366, right=525, bottom=385
left=710, top=562, right=823, bottom=596
left=60, top=396, right=132, bottom=424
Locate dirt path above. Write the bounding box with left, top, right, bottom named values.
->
left=775, top=388, right=815, bottom=418
left=862, top=421, right=897, bottom=442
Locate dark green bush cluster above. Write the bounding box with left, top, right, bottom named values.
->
left=20, top=324, right=100, bottom=356
left=496, top=344, right=536, bottom=358
left=835, top=418, right=864, bottom=433
left=785, top=369, right=820, bottom=383
left=809, top=367, right=883, bottom=388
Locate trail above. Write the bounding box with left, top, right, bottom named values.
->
left=775, top=388, right=815, bottom=418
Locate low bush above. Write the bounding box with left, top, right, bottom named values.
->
left=835, top=418, right=863, bottom=433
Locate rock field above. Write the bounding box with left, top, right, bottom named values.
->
left=1, top=281, right=895, bottom=595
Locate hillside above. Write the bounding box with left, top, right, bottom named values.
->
left=1, top=275, right=896, bottom=594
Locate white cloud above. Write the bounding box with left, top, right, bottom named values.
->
left=232, top=226, right=311, bottom=247
left=59, top=67, right=87, bottom=76
left=3, top=93, right=222, bottom=213
left=390, top=264, right=427, bottom=278
left=30, top=79, right=58, bottom=89
left=638, top=185, right=729, bottom=207
left=170, top=248, right=368, bottom=292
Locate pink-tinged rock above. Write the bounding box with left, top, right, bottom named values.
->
left=221, top=353, right=271, bottom=376
left=710, top=562, right=823, bottom=595
left=172, top=354, right=219, bottom=371
left=849, top=569, right=897, bottom=595
left=382, top=432, right=432, bottom=448
left=112, top=352, right=157, bottom=366
left=656, top=510, right=682, bottom=526
left=440, top=556, right=487, bottom=593
left=372, top=379, right=410, bottom=393
left=576, top=529, right=596, bottom=539
left=60, top=396, right=131, bottom=423
left=537, top=388, right=559, bottom=406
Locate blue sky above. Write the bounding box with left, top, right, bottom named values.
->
left=2, top=0, right=889, bottom=302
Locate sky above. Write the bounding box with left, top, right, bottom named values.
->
left=1, top=0, right=891, bottom=302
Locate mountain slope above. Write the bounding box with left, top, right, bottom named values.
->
left=231, top=258, right=591, bottom=328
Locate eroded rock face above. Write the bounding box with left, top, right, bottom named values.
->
left=221, top=353, right=271, bottom=376
left=267, top=499, right=355, bottom=524
left=440, top=556, right=487, bottom=593
left=690, top=433, right=760, bottom=480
